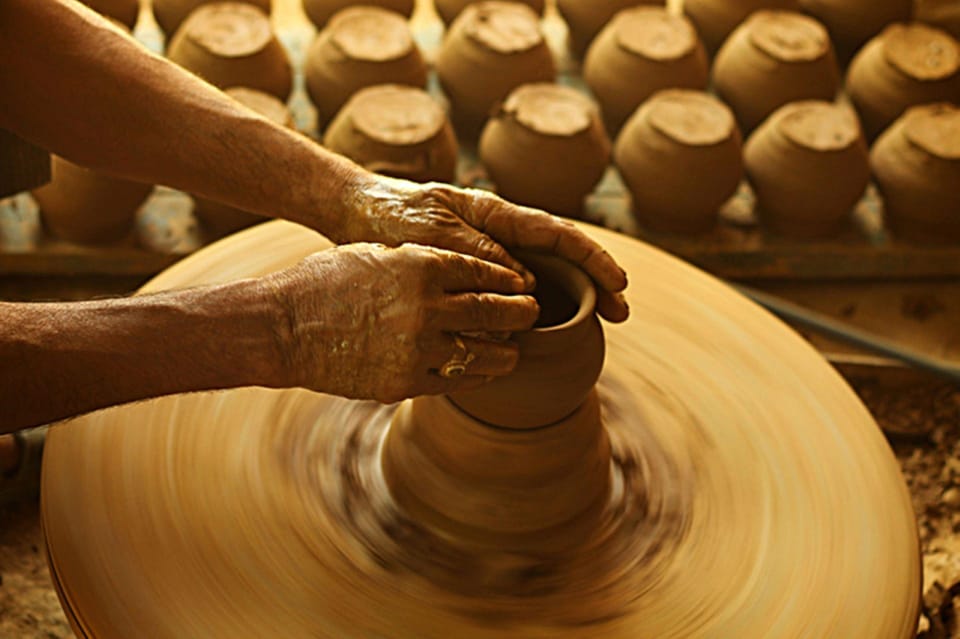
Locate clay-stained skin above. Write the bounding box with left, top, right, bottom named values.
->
left=43, top=221, right=920, bottom=638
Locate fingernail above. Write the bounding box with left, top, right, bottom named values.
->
left=521, top=269, right=536, bottom=291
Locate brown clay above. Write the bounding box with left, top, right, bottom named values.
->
left=323, top=85, right=458, bottom=184
left=712, top=10, right=841, bottom=133
left=166, top=2, right=293, bottom=100
left=435, top=0, right=545, bottom=27
left=302, top=0, right=414, bottom=30
left=744, top=100, right=870, bottom=238
left=798, top=0, right=911, bottom=64
left=846, top=23, right=960, bottom=140
left=31, top=156, right=152, bottom=245
left=478, top=84, right=610, bottom=218
left=151, top=0, right=271, bottom=39
left=682, top=0, right=801, bottom=53
left=435, top=1, right=557, bottom=139
left=42, top=219, right=921, bottom=637
left=192, top=88, right=294, bottom=237
left=556, top=0, right=662, bottom=58
left=871, top=103, right=960, bottom=243
left=583, top=6, right=709, bottom=135
left=81, top=0, right=141, bottom=29
left=304, top=7, right=428, bottom=130
left=916, top=0, right=960, bottom=41
left=614, top=89, right=744, bottom=234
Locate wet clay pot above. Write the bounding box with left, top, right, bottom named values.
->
left=435, top=1, right=557, bottom=139
left=584, top=6, right=709, bottom=135
left=712, top=10, right=840, bottom=133
left=31, top=157, right=153, bottom=245
left=302, top=0, right=414, bottom=30
left=304, top=7, right=428, bottom=130
left=193, top=88, right=294, bottom=237
left=916, top=0, right=960, bottom=40
left=744, top=101, right=870, bottom=238
left=614, top=89, right=743, bottom=234
left=557, top=0, right=662, bottom=59
left=166, top=2, right=293, bottom=100
left=846, top=23, right=960, bottom=140
left=152, top=0, right=271, bottom=39
left=798, top=0, right=911, bottom=64
left=871, top=102, right=960, bottom=243
left=323, top=85, right=458, bottom=184
left=478, top=83, right=610, bottom=218
left=81, top=0, right=141, bottom=29
left=435, top=0, right=544, bottom=27
left=683, top=0, right=801, bottom=54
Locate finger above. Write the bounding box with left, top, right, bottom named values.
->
left=428, top=293, right=539, bottom=333
left=425, top=336, right=520, bottom=377
left=597, top=289, right=630, bottom=323
left=436, top=230, right=536, bottom=290
left=431, top=250, right=529, bottom=294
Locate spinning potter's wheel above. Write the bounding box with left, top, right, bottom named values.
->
left=41, top=220, right=920, bottom=637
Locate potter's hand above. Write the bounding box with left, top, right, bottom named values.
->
left=330, top=175, right=630, bottom=323
left=264, top=243, right=539, bottom=404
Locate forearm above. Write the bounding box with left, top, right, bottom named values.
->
left=0, top=280, right=284, bottom=432
left=0, top=0, right=369, bottom=234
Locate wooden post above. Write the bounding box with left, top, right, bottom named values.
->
left=0, top=128, right=51, bottom=198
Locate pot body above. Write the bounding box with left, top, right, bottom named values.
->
left=712, top=10, right=840, bottom=133
left=167, top=2, right=293, bottom=100
left=435, top=0, right=544, bottom=26
left=556, top=0, right=659, bottom=57
left=683, top=0, right=800, bottom=53
left=32, top=156, right=152, bottom=245
left=478, top=84, right=610, bottom=218
left=744, top=101, right=870, bottom=238
left=152, top=0, right=271, bottom=38
left=871, top=103, right=960, bottom=243
left=304, top=7, right=428, bottom=129
left=798, top=0, right=911, bottom=64
left=584, top=6, right=709, bottom=135
left=323, top=85, right=458, bottom=184
left=614, top=89, right=743, bottom=234
left=847, top=23, right=960, bottom=140
left=302, top=0, right=414, bottom=30
left=435, top=1, right=556, bottom=138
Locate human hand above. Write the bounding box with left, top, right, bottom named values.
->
left=263, top=243, right=539, bottom=403
left=328, top=175, right=629, bottom=323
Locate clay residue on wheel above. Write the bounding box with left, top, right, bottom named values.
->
left=186, top=3, right=272, bottom=58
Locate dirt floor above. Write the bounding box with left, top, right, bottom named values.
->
left=0, top=380, right=957, bottom=638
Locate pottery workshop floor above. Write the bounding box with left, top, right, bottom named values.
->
left=0, top=380, right=958, bottom=638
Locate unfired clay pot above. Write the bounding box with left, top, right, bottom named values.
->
left=846, top=23, right=960, bottom=140
left=871, top=102, right=960, bottom=242
left=683, top=0, right=801, bottom=53
left=193, top=88, right=294, bottom=237
left=323, top=85, right=458, bottom=184
left=744, top=101, right=870, bottom=238
left=584, top=6, right=709, bottom=135
left=435, top=1, right=557, bottom=138
left=478, top=83, right=610, bottom=218
left=82, top=0, right=141, bottom=29
left=916, top=0, right=960, bottom=40
left=712, top=10, right=841, bottom=133
left=798, top=0, right=911, bottom=64
left=152, top=0, right=271, bottom=39
left=435, top=0, right=545, bottom=27
left=31, top=157, right=153, bottom=245
left=557, top=0, right=664, bottom=59
left=614, top=89, right=744, bottom=234
left=304, top=7, right=428, bottom=130
left=302, top=0, right=414, bottom=30
left=166, top=2, right=293, bottom=100
left=385, top=252, right=609, bottom=550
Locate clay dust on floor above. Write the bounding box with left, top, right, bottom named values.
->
left=1, top=382, right=960, bottom=638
